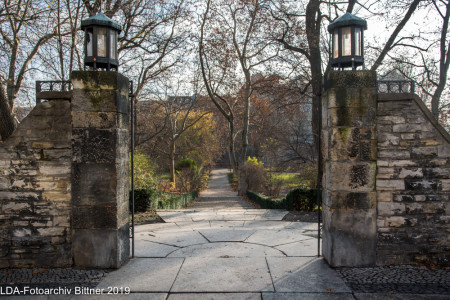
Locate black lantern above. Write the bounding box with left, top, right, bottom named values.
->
left=81, top=13, right=121, bottom=71
left=328, top=13, right=367, bottom=70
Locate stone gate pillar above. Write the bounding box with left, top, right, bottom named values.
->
left=322, top=71, right=377, bottom=267
left=70, top=71, right=129, bottom=268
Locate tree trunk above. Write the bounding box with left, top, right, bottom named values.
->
left=305, top=0, right=323, bottom=171
left=169, top=141, right=176, bottom=188
left=0, top=85, right=17, bottom=141
left=237, top=166, right=248, bottom=196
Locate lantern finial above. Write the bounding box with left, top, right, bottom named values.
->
left=81, top=13, right=121, bottom=71
left=328, top=13, right=367, bottom=70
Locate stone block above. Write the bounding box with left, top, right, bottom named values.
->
left=376, top=179, right=405, bottom=191
left=377, top=191, right=393, bottom=202
left=328, top=87, right=376, bottom=109
left=41, top=192, right=71, bottom=202
left=377, top=202, right=405, bottom=216
left=398, top=168, right=423, bottom=179
left=323, top=191, right=376, bottom=210
left=72, top=223, right=129, bottom=268
left=322, top=207, right=377, bottom=267
left=328, top=107, right=376, bottom=127
left=72, top=205, right=118, bottom=229
left=385, top=216, right=406, bottom=227
left=411, top=146, right=438, bottom=158
left=442, top=179, right=450, bottom=191
left=327, top=70, right=377, bottom=89
left=404, top=178, right=439, bottom=192
left=72, top=163, right=117, bottom=206
left=378, top=150, right=410, bottom=159
left=38, top=163, right=71, bottom=176
left=326, top=161, right=376, bottom=192
left=392, top=124, right=423, bottom=133
left=72, top=128, right=116, bottom=163
left=71, top=71, right=129, bottom=92
left=378, top=133, right=400, bottom=146
left=72, top=111, right=116, bottom=128
left=377, top=116, right=405, bottom=125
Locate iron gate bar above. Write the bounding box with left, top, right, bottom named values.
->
left=129, top=80, right=135, bottom=258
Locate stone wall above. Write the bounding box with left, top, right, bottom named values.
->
left=0, top=71, right=130, bottom=269
left=376, top=93, right=450, bottom=266
left=0, top=99, right=72, bottom=268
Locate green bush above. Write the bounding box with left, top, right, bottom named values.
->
left=130, top=150, right=157, bottom=190
left=130, top=189, right=198, bottom=212
left=130, top=189, right=156, bottom=212
left=246, top=191, right=285, bottom=209
left=176, top=158, right=198, bottom=171
left=285, top=188, right=318, bottom=211
left=246, top=187, right=318, bottom=211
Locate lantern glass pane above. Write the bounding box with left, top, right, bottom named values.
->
left=333, top=31, right=339, bottom=58
left=110, top=30, right=116, bottom=59
left=86, top=29, right=93, bottom=56
left=342, top=27, right=351, bottom=56
left=355, top=27, right=361, bottom=56
left=98, top=27, right=107, bottom=57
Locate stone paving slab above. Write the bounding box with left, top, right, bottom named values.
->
left=139, top=230, right=208, bottom=248
left=274, top=239, right=319, bottom=257
left=262, top=292, right=355, bottom=300
left=96, top=258, right=183, bottom=292
left=198, top=228, right=256, bottom=242
left=167, top=242, right=284, bottom=258
left=134, top=239, right=180, bottom=257
left=266, top=257, right=351, bottom=293
left=171, top=257, right=274, bottom=292
left=209, top=221, right=245, bottom=228
left=245, top=229, right=313, bottom=247
left=167, top=293, right=261, bottom=300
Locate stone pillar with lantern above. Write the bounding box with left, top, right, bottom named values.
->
left=321, top=13, right=378, bottom=267
left=70, top=13, right=130, bottom=268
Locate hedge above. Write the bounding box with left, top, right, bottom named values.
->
left=246, top=188, right=318, bottom=211
left=130, top=189, right=198, bottom=212
left=246, top=191, right=285, bottom=209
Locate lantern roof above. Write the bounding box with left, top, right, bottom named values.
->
left=81, top=12, right=122, bottom=32
left=328, top=12, right=367, bottom=33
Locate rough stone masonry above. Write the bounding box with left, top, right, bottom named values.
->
left=0, top=71, right=130, bottom=269
left=322, top=70, right=450, bottom=267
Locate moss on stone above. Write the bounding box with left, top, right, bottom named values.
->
left=338, top=128, right=351, bottom=144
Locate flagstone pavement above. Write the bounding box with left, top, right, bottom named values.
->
left=4, top=169, right=446, bottom=299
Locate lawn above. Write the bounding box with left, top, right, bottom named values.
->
left=268, top=172, right=311, bottom=189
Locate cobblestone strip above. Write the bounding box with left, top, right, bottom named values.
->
left=337, top=265, right=450, bottom=295
left=0, top=268, right=109, bottom=293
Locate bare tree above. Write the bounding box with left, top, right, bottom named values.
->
left=0, top=0, right=63, bottom=140
left=199, top=0, right=280, bottom=195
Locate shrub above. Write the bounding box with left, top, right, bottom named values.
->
left=130, top=189, right=156, bottom=212
left=176, top=168, right=208, bottom=193
left=244, top=157, right=265, bottom=193
left=176, top=158, right=198, bottom=172
left=130, top=150, right=157, bottom=190
left=246, top=190, right=285, bottom=209
left=129, top=189, right=198, bottom=211
left=246, top=187, right=318, bottom=211
left=264, top=173, right=284, bottom=197
left=285, top=188, right=318, bottom=211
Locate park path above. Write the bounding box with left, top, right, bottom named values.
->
left=190, top=168, right=253, bottom=209
left=94, top=169, right=356, bottom=299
